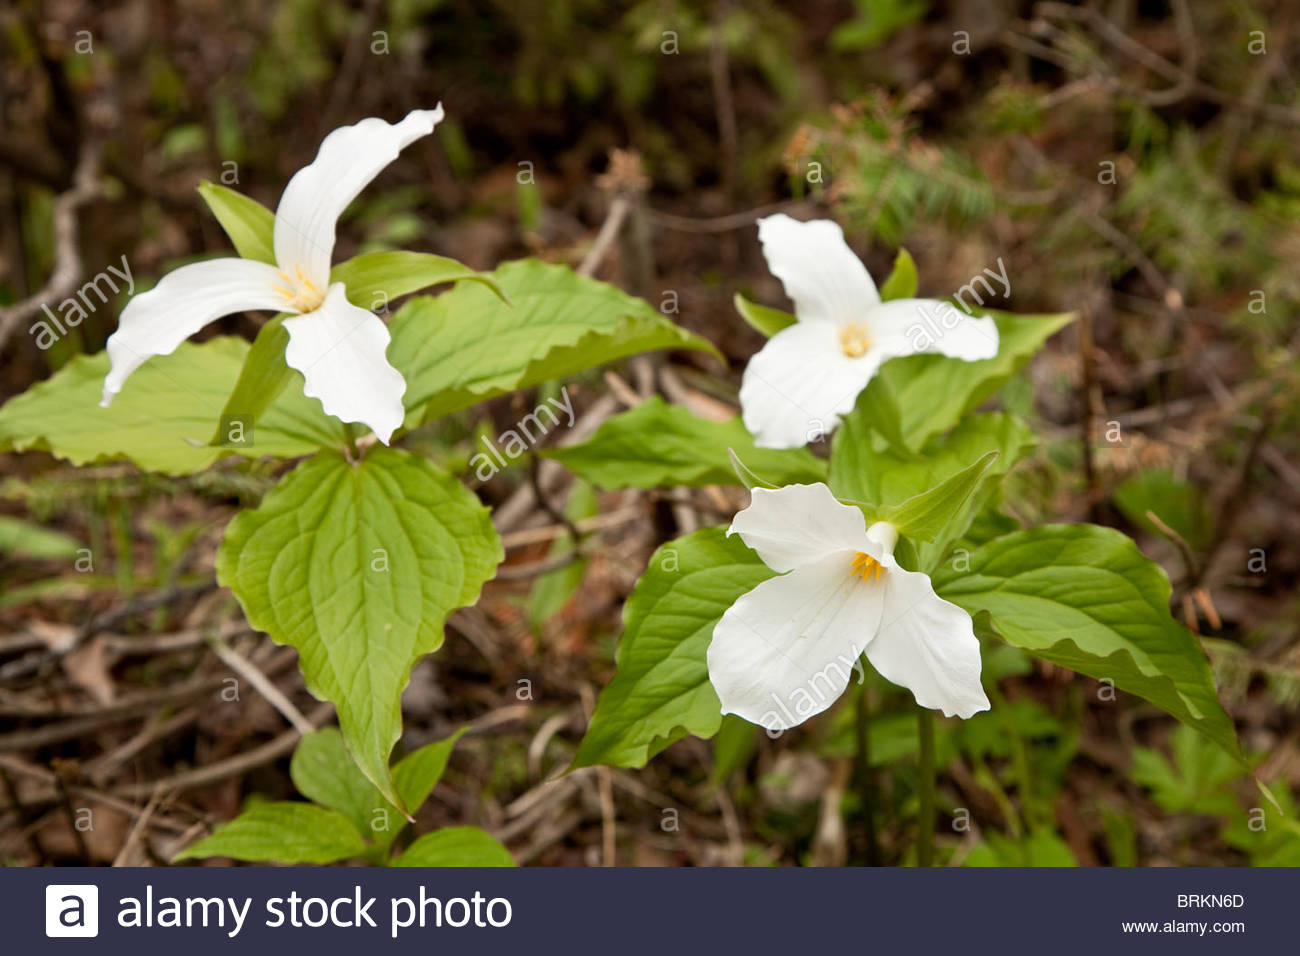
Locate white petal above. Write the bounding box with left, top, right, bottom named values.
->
left=866, top=298, right=1000, bottom=362
left=101, top=257, right=289, bottom=406
left=282, top=283, right=406, bottom=443
left=273, top=106, right=444, bottom=288
left=757, top=214, right=879, bottom=324
left=708, top=552, right=885, bottom=731
left=729, top=483, right=872, bottom=573
left=865, top=558, right=990, bottom=718
left=740, top=320, right=884, bottom=448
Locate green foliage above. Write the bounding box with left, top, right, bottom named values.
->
left=734, top=292, right=796, bottom=337
left=197, top=181, right=276, bottom=264
left=174, top=803, right=367, bottom=864
left=831, top=412, right=1036, bottom=570
left=392, top=827, right=515, bottom=867
left=830, top=0, right=927, bottom=51
left=0, top=338, right=344, bottom=474
left=877, top=248, right=918, bottom=300
left=177, top=727, right=511, bottom=865
left=216, top=448, right=501, bottom=807
left=1130, top=725, right=1243, bottom=817
left=392, top=259, right=721, bottom=425
left=543, top=396, right=825, bottom=489
left=934, top=525, right=1242, bottom=766
left=0, top=515, right=81, bottom=559
left=573, top=528, right=772, bottom=769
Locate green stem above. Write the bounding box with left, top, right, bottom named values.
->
left=853, top=683, right=880, bottom=865
left=917, top=706, right=935, bottom=867
left=342, top=422, right=361, bottom=460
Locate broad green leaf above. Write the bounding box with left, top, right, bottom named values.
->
left=0, top=516, right=81, bottom=559
left=933, top=524, right=1242, bottom=765
left=291, top=726, right=466, bottom=854
left=862, top=310, right=1075, bottom=449
left=733, top=292, right=796, bottom=337
left=392, top=728, right=466, bottom=820
left=1113, top=468, right=1213, bottom=552
left=392, top=827, right=515, bottom=867
left=217, top=448, right=501, bottom=808
left=573, top=528, right=772, bottom=769
left=209, top=315, right=293, bottom=446
left=330, top=251, right=505, bottom=310
left=832, top=412, right=1035, bottom=567
left=392, top=259, right=722, bottom=423
left=197, top=181, right=276, bottom=264
left=542, top=396, right=825, bottom=489
left=878, top=248, right=918, bottom=301
left=173, top=803, right=365, bottom=863
left=0, top=338, right=345, bottom=474
left=865, top=450, right=999, bottom=542
left=290, top=728, right=384, bottom=839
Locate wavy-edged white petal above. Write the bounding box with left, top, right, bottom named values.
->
left=282, top=283, right=406, bottom=443
left=757, top=214, right=879, bottom=325
left=708, top=551, right=885, bottom=731
left=729, top=483, right=872, bottom=573
left=273, top=106, right=444, bottom=289
left=865, top=557, right=990, bottom=718
left=101, top=257, right=289, bottom=407
left=866, top=298, right=1000, bottom=362
left=740, top=320, right=884, bottom=448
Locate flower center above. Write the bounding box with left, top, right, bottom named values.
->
left=273, top=265, right=325, bottom=313
left=849, top=551, right=885, bottom=582
left=838, top=323, right=872, bottom=358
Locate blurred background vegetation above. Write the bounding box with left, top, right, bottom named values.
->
left=1, top=0, right=1298, bottom=866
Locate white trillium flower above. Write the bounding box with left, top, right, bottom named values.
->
left=100, top=107, right=447, bottom=444
left=741, top=214, right=1001, bottom=448
left=707, top=482, right=990, bottom=731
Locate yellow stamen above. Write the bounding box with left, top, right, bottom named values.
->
left=839, top=323, right=872, bottom=358
left=273, top=265, right=324, bottom=312
left=849, top=551, right=885, bottom=582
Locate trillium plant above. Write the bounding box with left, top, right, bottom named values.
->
left=0, top=109, right=717, bottom=865
left=557, top=217, right=1255, bottom=864
left=0, top=106, right=1254, bottom=866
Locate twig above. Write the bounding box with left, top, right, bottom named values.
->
left=0, top=144, right=101, bottom=353
left=206, top=635, right=314, bottom=735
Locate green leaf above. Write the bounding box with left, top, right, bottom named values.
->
left=964, top=830, right=1078, bottom=867
left=861, top=310, right=1075, bottom=449
left=197, top=181, right=276, bottom=264
left=393, top=728, right=466, bottom=818
left=933, top=524, right=1242, bottom=764
left=866, top=450, right=999, bottom=543
left=0, top=516, right=81, bottom=559
left=208, top=316, right=294, bottom=446
left=1130, top=725, right=1244, bottom=817
left=733, top=292, right=796, bottom=337
left=290, top=728, right=384, bottom=839
left=392, top=827, right=514, bottom=867
left=217, top=448, right=501, bottom=808
left=0, top=338, right=345, bottom=474
left=573, top=528, right=771, bottom=769
left=289, top=727, right=466, bottom=855
left=393, top=259, right=722, bottom=423
left=878, top=248, right=918, bottom=301
left=173, top=803, right=365, bottom=863
left=832, top=412, right=1035, bottom=567
left=543, top=397, right=825, bottom=489
left=330, top=251, right=505, bottom=310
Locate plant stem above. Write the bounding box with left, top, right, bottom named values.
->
left=853, top=683, right=880, bottom=865
left=917, top=706, right=935, bottom=867
left=342, top=422, right=361, bottom=460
